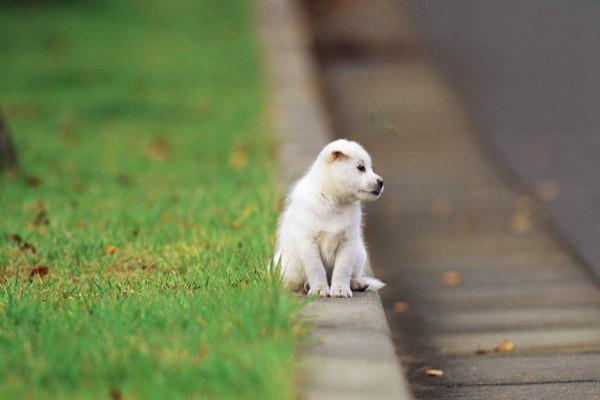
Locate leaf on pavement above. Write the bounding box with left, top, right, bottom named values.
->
left=495, top=340, right=514, bottom=352
left=535, top=180, right=559, bottom=202
left=393, top=302, right=410, bottom=313
left=442, top=271, right=462, bottom=287
left=510, top=212, right=531, bottom=234
left=424, top=368, right=444, bottom=377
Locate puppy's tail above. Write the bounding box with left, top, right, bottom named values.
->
left=361, top=276, right=386, bottom=291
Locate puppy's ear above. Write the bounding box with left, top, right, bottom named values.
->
left=328, top=150, right=348, bottom=162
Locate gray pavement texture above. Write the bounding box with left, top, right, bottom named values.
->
left=411, top=0, right=600, bottom=283
left=256, top=0, right=413, bottom=399
left=306, top=0, right=600, bottom=398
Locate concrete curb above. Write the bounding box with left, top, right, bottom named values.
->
left=256, top=1, right=413, bottom=399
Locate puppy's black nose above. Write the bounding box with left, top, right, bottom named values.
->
left=377, top=178, right=384, bottom=188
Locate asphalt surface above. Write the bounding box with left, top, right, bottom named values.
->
left=306, top=0, right=600, bottom=397
left=410, top=0, right=600, bottom=282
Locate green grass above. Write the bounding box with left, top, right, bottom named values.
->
left=0, top=1, right=305, bottom=398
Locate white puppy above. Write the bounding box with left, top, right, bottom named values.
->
left=274, top=139, right=385, bottom=297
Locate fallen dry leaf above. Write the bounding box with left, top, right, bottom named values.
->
left=535, top=180, right=559, bottom=202
left=510, top=212, right=531, bottom=234
left=393, top=302, right=410, bottom=314
left=73, top=181, right=84, bottom=193
left=475, top=348, right=494, bottom=355
left=29, top=265, right=49, bottom=279
left=109, top=389, right=122, bottom=400
left=197, top=343, right=209, bottom=362
left=161, top=212, right=174, bottom=222
left=33, top=209, right=50, bottom=227
left=26, top=175, right=42, bottom=187
left=116, top=174, right=132, bottom=186
left=149, top=137, right=171, bottom=161
left=229, top=143, right=249, bottom=171
left=424, top=368, right=444, bottom=377
left=495, top=340, right=514, bottom=352
left=442, top=271, right=462, bottom=287
left=430, top=197, right=452, bottom=218
left=106, top=245, right=118, bottom=255
left=10, top=234, right=36, bottom=254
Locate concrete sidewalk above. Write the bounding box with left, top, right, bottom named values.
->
left=306, top=0, right=600, bottom=398
left=256, top=0, right=413, bottom=399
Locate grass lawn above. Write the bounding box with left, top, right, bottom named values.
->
left=0, top=1, right=305, bottom=398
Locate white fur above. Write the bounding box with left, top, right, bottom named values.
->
left=274, top=139, right=386, bottom=298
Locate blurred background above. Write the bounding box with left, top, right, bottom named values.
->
left=412, top=0, right=600, bottom=280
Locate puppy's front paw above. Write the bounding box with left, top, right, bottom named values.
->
left=307, top=285, right=329, bottom=298
left=329, top=285, right=353, bottom=298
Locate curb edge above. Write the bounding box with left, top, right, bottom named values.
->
left=256, top=1, right=413, bottom=399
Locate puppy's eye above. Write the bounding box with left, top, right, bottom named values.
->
left=357, top=164, right=366, bottom=172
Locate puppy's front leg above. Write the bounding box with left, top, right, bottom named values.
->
left=330, top=241, right=356, bottom=298
left=299, top=242, right=329, bottom=297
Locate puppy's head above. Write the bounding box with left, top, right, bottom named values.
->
left=318, top=139, right=384, bottom=202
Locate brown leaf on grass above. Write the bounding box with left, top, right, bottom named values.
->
left=34, top=199, right=45, bottom=211
left=495, top=340, right=514, bottom=352
left=393, top=302, right=410, bottom=314
left=149, top=137, right=171, bottom=161
left=424, top=368, right=444, bottom=377
left=26, top=176, right=42, bottom=187
left=109, top=389, right=122, bottom=400
left=116, top=174, right=133, bottom=186
left=442, top=271, right=462, bottom=287
left=10, top=233, right=36, bottom=254
left=229, top=143, right=249, bottom=171
left=33, top=209, right=50, bottom=227
left=197, top=343, right=209, bottom=362
left=29, top=265, right=49, bottom=279
left=106, top=245, right=118, bottom=255
left=161, top=212, right=174, bottom=222
left=73, top=181, right=85, bottom=193
left=535, top=180, right=560, bottom=202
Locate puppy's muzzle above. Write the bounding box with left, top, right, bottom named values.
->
left=371, top=178, right=384, bottom=196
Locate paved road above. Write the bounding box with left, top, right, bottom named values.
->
left=306, top=0, right=600, bottom=398
left=411, top=0, right=600, bottom=282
